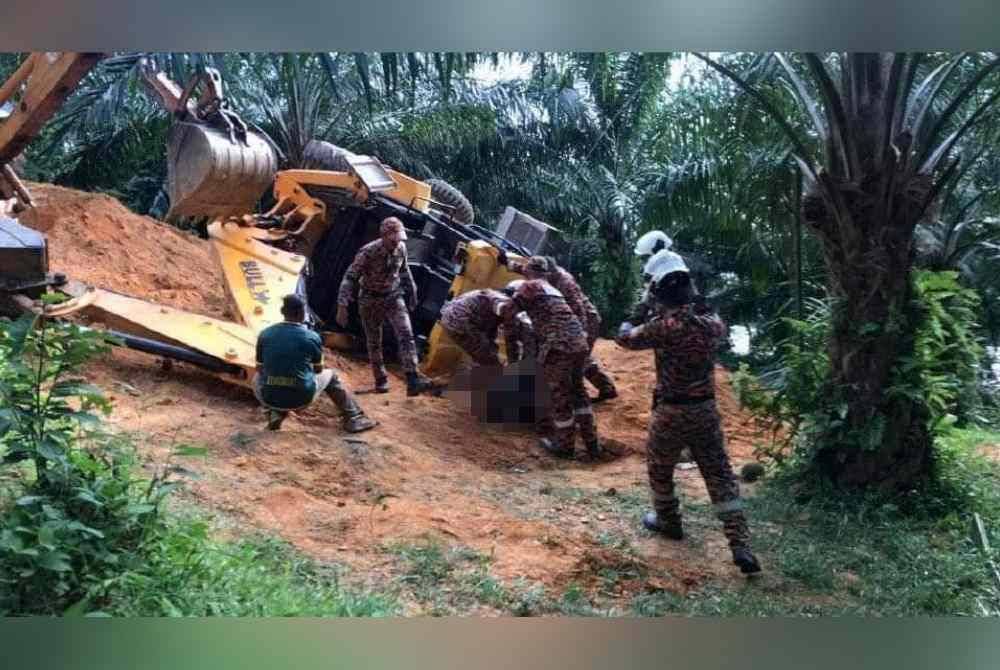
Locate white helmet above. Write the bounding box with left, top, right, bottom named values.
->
left=643, top=249, right=689, bottom=283
left=634, top=230, right=673, bottom=257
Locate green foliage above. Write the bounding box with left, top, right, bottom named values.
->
left=102, top=526, right=397, bottom=617
left=0, top=314, right=394, bottom=617
left=0, top=314, right=166, bottom=614
left=731, top=297, right=832, bottom=462
left=893, top=270, right=985, bottom=429
left=735, top=272, right=987, bottom=469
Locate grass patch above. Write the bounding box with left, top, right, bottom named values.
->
left=101, top=520, right=397, bottom=617
left=388, top=539, right=524, bottom=615
left=628, top=427, right=1000, bottom=616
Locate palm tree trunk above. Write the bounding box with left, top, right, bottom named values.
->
left=805, top=178, right=933, bottom=489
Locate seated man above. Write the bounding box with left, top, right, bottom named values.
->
left=255, top=294, right=377, bottom=433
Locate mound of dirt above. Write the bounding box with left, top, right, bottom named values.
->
left=29, top=183, right=768, bottom=612
left=26, top=182, right=231, bottom=319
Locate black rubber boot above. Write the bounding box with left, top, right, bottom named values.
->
left=267, top=409, right=288, bottom=431
left=731, top=546, right=762, bottom=575
left=538, top=438, right=574, bottom=459
left=584, top=440, right=602, bottom=460
left=406, top=371, right=433, bottom=397
left=591, top=387, right=618, bottom=403
left=344, top=413, right=378, bottom=434
left=372, top=364, right=389, bottom=393
left=642, top=511, right=684, bottom=540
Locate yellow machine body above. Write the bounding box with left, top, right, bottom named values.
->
left=207, top=219, right=307, bottom=335
left=3, top=53, right=543, bottom=387
left=420, top=241, right=526, bottom=378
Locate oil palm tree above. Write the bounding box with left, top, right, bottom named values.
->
left=698, top=51, right=1000, bottom=488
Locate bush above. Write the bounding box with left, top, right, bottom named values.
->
left=734, top=272, right=987, bottom=469
left=0, top=312, right=395, bottom=616
left=0, top=312, right=172, bottom=614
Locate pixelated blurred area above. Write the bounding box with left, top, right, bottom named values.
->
left=442, top=358, right=550, bottom=428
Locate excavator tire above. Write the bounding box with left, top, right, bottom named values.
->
left=426, top=178, right=474, bottom=227
left=302, top=139, right=353, bottom=172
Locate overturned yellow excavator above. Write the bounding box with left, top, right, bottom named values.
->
left=0, top=52, right=555, bottom=390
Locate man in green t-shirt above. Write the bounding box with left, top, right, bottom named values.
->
left=254, top=294, right=377, bottom=433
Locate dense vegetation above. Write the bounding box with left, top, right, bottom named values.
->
left=2, top=52, right=999, bottom=614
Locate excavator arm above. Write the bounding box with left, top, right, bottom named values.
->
left=0, top=53, right=104, bottom=166
left=1, top=52, right=278, bottom=385
left=1, top=54, right=547, bottom=396
left=0, top=53, right=104, bottom=211
left=0, top=52, right=276, bottom=218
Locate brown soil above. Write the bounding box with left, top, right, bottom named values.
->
left=27, top=182, right=231, bottom=319
left=27, top=183, right=772, bottom=613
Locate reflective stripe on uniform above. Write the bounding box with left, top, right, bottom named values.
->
left=573, top=406, right=593, bottom=415
left=553, top=416, right=575, bottom=429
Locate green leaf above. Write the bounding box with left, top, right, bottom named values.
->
left=127, top=504, right=156, bottom=516
left=51, top=381, right=105, bottom=399
left=160, top=596, right=183, bottom=617
left=37, top=439, right=65, bottom=463
left=68, top=411, right=101, bottom=426
left=38, top=551, right=72, bottom=572
left=15, top=495, right=44, bottom=507
left=37, top=524, right=57, bottom=549
left=67, top=521, right=105, bottom=539
left=0, top=407, right=14, bottom=434
left=2, top=314, right=39, bottom=357
left=75, top=490, right=104, bottom=507
left=40, top=291, right=69, bottom=305
left=42, top=504, right=62, bottom=520
left=0, top=529, right=24, bottom=552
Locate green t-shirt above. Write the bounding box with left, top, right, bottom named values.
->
left=255, top=322, right=323, bottom=409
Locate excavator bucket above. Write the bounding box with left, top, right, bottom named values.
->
left=165, top=121, right=277, bottom=220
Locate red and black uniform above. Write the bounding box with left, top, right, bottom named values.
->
left=502, top=279, right=598, bottom=456
left=617, top=303, right=751, bottom=550
left=545, top=267, right=617, bottom=396
left=440, top=289, right=521, bottom=366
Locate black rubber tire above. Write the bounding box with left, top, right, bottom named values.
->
left=302, top=139, right=353, bottom=172
left=426, top=178, right=474, bottom=227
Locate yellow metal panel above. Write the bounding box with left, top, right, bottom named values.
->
left=273, top=168, right=431, bottom=213
left=274, top=170, right=363, bottom=204
left=77, top=287, right=258, bottom=377
left=420, top=322, right=467, bottom=378
left=208, top=220, right=307, bottom=334
left=384, top=169, right=431, bottom=212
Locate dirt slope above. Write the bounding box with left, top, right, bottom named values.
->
left=27, top=183, right=769, bottom=612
